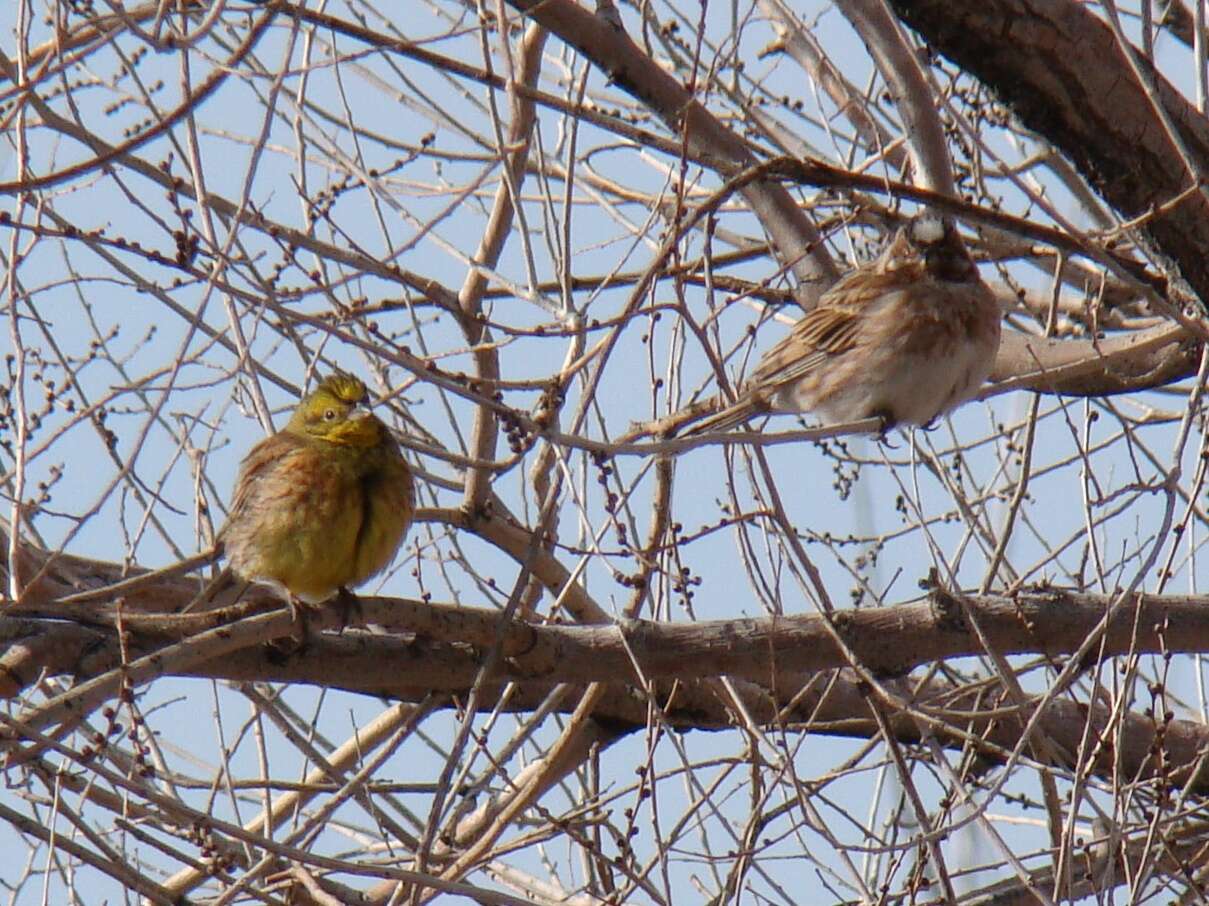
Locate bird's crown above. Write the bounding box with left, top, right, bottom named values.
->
left=315, top=373, right=369, bottom=406
left=906, top=213, right=950, bottom=247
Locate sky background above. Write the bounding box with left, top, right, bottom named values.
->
left=1, top=0, right=1205, bottom=902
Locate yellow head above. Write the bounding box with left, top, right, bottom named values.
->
left=285, top=373, right=386, bottom=447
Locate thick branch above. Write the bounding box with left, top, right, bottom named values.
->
left=886, top=0, right=1209, bottom=306
left=10, top=567, right=1209, bottom=690
left=187, top=664, right=1209, bottom=799
left=203, top=589, right=1209, bottom=682
left=990, top=323, right=1200, bottom=395
left=8, top=580, right=1209, bottom=795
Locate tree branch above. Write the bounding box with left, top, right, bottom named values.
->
left=886, top=0, right=1209, bottom=307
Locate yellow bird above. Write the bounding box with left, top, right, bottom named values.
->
left=219, top=373, right=415, bottom=614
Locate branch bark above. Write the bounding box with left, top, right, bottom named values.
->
left=886, top=0, right=1209, bottom=307
left=8, top=558, right=1209, bottom=792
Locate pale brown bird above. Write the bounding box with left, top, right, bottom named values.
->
left=690, top=214, right=1001, bottom=434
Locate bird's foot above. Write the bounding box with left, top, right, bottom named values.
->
left=333, top=586, right=363, bottom=630
left=266, top=596, right=310, bottom=660
left=870, top=409, right=899, bottom=447
left=288, top=595, right=313, bottom=637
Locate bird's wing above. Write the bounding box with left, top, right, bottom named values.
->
left=219, top=431, right=305, bottom=535
left=684, top=306, right=866, bottom=436
left=748, top=305, right=864, bottom=390
left=749, top=251, right=927, bottom=391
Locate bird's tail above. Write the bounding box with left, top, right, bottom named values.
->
left=681, top=398, right=760, bottom=436
left=617, top=393, right=768, bottom=442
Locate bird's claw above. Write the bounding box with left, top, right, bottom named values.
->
left=334, top=586, right=363, bottom=630
left=870, top=409, right=899, bottom=447
left=265, top=596, right=309, bottom=660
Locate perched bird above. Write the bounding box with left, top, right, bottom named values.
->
left=218, top=373, right=415, bottom=617
left=690, top=214, right=1001, bottom=434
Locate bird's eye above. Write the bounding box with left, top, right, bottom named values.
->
left=323, top=408, right=338, bottom=421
